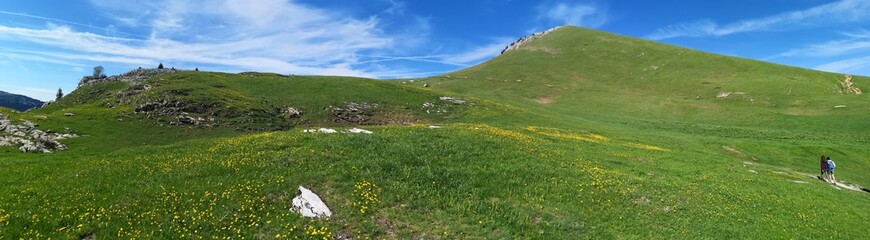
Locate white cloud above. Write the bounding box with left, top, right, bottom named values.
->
left=770, top=36, right=870, bottom=59
left=815, top=56, right=870, bottom=73
left=355, top=37, right=513, bottom=69
left=440, top=40, right=513, bottom=64
left=0, top=0, right=428, bottom=78
left=647, top=0, right=870, bottom=40
left=538, top=2, right=607, bottom=28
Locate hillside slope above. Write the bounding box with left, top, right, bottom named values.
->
left=0, top=90, right=43, bottom=111
left=1, top=27, right=868, bottom=239
left=417, top=26, right=869, bottom=132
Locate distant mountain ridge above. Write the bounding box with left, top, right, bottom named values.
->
left=0, top=90, right=44, bottom=111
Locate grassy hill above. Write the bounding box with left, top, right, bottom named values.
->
left=0, top=90, right=44, bottom=111
left=1, top=26, right=868, bottom=239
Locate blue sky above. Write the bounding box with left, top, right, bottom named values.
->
left=1, top=0, right=869, bottom=101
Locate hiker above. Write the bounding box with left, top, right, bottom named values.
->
left=820, top=155, right=828, bottom=180
left=827, top=157, right=836, bottom=182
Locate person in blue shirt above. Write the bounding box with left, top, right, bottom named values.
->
left=826, top=156, right=836, bottom=182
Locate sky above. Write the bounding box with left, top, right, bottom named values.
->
left=0, top=0, right=869, bottom=101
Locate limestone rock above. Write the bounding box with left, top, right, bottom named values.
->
left=0, top=113, right=77, bottom=153
left=345, top=128, right=373, bottom=134
left=291, top=186, right=332, bottom=218
left=439, top=96, right=467, bottom=104
left=330, top=102, right=377, bottom=123
left=284, top=107, right=302, bottom=118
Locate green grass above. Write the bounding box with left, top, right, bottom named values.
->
left=1, top=26, right=868, bottom=239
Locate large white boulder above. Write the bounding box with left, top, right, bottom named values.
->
left=291, top=186, right=332, bottom=218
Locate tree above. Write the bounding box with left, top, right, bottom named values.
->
left=158, top=63, right=164, bottom=69
left=194, top=68, right=199, bottom=71
left=56, top=88, right=63, bottom=101
left=93, top=65, right=105, bottom=78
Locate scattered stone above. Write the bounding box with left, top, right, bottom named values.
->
left=19, top=119, right=36, bottom=129
left=345, top=128, right=373, bottom=134
left=330, top=102, right=377, bottom=123
left=663, top=206, right=672, bottom=212
left=423, top=83, right=429, bottom=88
left=439, top=96, right=467, bottom=104
left=0, top=113, right=76, bottom=153
left=291, top=186, right=332, bottom=218
left=834, top=105, right=847, bottom=109
left=422, top=102, right=447, bottom=114
left=717, top=92, right=746, bottom=99
left=749, top=170, right=758, bottom=174
left=316, top=128, right=338, bottom=133
left=64, top=113, right=75, bottom=117
left=284, top=107, right=302, bottom=118
left=428, top=125, right=442, bottom=129
left=177, top=114, right=201, bottom=125
left=633, top=196, right=651, bottom=204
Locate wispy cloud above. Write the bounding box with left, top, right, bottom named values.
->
left=767, top=30, right=870, bottom=59
left=440, top=39, right=513, bottom=65
left=815, top=56, right=870, bottom=73
left=647, top=0, right=870, bottom=40
left=538, top=2, right=607, bottom=28
left=0, top=0, right=441, bottom=78
left=356, top=38, right=513, bottom=68
left=764, top=29, right=870, bottom=75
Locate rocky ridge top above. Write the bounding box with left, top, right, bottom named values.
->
left=79, top=68, right=181, bottom=87
left=500, top=26, right=563, bottom=55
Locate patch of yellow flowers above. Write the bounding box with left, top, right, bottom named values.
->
left=352, top=181, right=381, bottom=214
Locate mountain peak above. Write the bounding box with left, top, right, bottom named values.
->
left=500, top=26, right=565, bottom=55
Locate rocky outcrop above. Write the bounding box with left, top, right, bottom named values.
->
left=843, top=75, right=862, bottom=94
left=501, top=26, right=563, bottom=55
left=78, top=68, right=180, bottom=87
left=134, top=99, right=217, bottom=126
left=330, top=102, right=378, bottom=124
left=0, top=113, right=77, bottom=153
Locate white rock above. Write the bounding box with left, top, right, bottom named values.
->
left=428, top=125, right=442, bottom=129
left=318, top=128, right=337, bottom=133
left=346, top=128, right=372, bottom=134
left=439, top=96, right=467, bottom=104
left=291, top=186, right=332, bottom=218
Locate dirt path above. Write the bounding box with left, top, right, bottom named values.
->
left=743, top=161, right=868, bottom=193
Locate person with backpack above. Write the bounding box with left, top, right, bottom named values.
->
left=827, top=156, right=836, bottom=182
left=820, top=155, right=828, bottom=180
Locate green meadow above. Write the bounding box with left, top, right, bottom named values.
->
left=1, top=26, right=868, bottom=239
